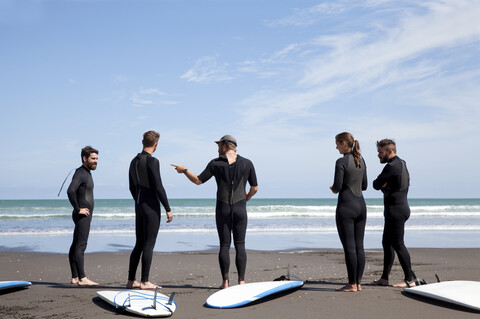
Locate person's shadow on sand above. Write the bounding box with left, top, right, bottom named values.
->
left=301, top=280, right=346, bottom=292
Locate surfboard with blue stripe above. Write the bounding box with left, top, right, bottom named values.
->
left=0, top=281, right=32, bottom=291
left=206, top=279, right=304, bottom=309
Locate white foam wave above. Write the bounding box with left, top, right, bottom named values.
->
left=247, top=205, right=336, bottom=212
left=0, top=214, right=70, bottom=219
left=2, top=210, right=480, bottom=220
left=2, top=225, right=480, bottom=237
left=411, top=205, right=480, bottom=212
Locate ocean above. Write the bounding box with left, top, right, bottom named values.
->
left=1, top=198, right=479, bottom=253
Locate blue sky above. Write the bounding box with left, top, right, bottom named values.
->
left=1, top=0, right=479, bottom=199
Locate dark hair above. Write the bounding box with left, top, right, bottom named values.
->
left=81, top=146, right=98, bottom=163
left=376, top=139, right=396, bottom=153
left=335, top=132, right=361, bottom=167
left=142, top=131, right=160, bottom=147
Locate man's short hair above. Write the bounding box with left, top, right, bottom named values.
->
left=81, top=146, right=98, bottom=162
left=142, top=131, right=160, bottom=147
left=224, top=142, right=237, bottom=152
left=376, top=139, right=396, bottom=153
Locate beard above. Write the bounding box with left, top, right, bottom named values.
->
left=379, top=155, right=389, bottom=164
left=87, top=162, right=97, bottom=170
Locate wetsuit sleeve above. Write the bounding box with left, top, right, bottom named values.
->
left=149, top=157, right=171, bottom=212
left=373, top=162, right=397, bottom=191
left=198, top=160, right=214, bottom=184
left=362, top=159, right=368, bottom=191
left=128, top=159, right=137, bottom=200
left=331, top=158, right=346, bottom=193
left=67, top=169, right=82, bottom=213
left=247, top=161, right=258, bottom=187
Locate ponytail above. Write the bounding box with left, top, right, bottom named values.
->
left=352, top=139, right=361, bottom=167
left=335, top=132, right=362, bottom=167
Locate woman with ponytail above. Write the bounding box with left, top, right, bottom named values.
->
left=330, top=132, right=368, bottom=292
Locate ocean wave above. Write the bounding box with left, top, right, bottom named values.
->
left=1, top=210, right=480, bottom=220
left=410, top=205, right=480, bottom=212
left=247, top=205, right=335, bottom=212
left=2, top=225, right=480, bottom=236
left=0, top=213, right=71, bottom=219
left=0, top=213, right=136, bottom=219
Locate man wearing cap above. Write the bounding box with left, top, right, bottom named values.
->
left=172, top=135, right=258, bottom=289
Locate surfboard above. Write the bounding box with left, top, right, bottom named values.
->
left=206, top=279, right=304, bottom=308
left=404, top=280, right=480, bottom=311
left=97, top=290, right=176, bottom=317
left=0, top=281, right=32, bottom=291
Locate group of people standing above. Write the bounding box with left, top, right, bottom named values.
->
left=331, top=132, right=415, bottom=292
left=66, top=130, right=414, bottom=292
left=66, top=131, right=257, bottom=289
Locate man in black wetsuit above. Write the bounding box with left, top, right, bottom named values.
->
left=67, top=146, right=99, bottom=286
left=171, top=135, right=258, bottom=289
left=127, top=131, right=173, bottom=290
left=373, top=139, right=415, bottom=288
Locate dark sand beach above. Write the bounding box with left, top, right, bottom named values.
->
left=1, top=248, right=479, bottom=318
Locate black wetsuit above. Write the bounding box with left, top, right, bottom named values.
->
left=67, top=165, right=94, bottom=279
left=198, top=154, right=257, bottom=281
left=331, top=153, right=368, bottom=284
left=373, top=155, right=413, bottom=282
left=128, top=151, right=171, bottom=283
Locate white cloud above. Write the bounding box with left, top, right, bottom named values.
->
left=180, top=56, right=234, bottom=83
left=265, top=43, right=300, bottom=62
left=130, top=87, right=178, bottom=108
left=265, top=2, right=348, bottom=27
left=138, top=88, right=166, bottom=95
left=240, top=0, right=480, bottom=127
left=311, top=1, right=479, bottom=85
left=264, top=0, right=401, bottom=28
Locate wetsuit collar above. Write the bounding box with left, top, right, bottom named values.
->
left=388, top=155, right=398, bottom=163
left=218, top=154, right=241, bottom=161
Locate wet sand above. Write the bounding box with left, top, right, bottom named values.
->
left=1, top=248, right=479, bottom=318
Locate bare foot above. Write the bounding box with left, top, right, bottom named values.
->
left=126, top=280, right=141, bottom=289
left=71, top=277, right=79, bottom=285
left=140, top=281, right=161, bottom=290
left=219, top=280, right=229, bottom=289
left=336, top=284, right=357, bottom=292
left=392, top=280, right=416, bottom=288
left=357, top=284, right=362, bottom=291
left=78, top=277, right=99, bottom=286
left=238, top=280, right=245, bottom=285
left=373, top=278, right=389, bottom=286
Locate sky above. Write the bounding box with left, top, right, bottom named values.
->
left=1, top=0, right=480, bottom=199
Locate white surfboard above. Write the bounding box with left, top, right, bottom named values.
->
left=97, top=290, right=176, bottom=317
left=206, top=280, right=304, bottom=308
left=404, top=280, right=480, bottom=311
left=0, top=281, right=32, bottom=291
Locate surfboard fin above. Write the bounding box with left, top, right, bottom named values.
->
left=167, top=292, right=175, bottom=305
left=152, top=287, right=158, bottom=310
left=408, top=271, right=428, bottom=287
left=127, top=293, right=131, bottom=308
left=273, top=264, right=302, bottom=282
left=435, top=274, right=441, bottom=282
